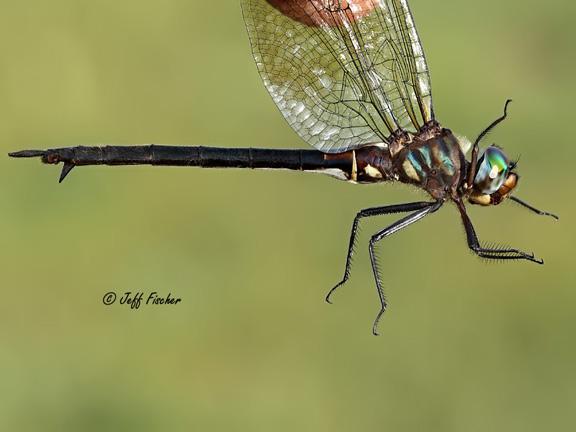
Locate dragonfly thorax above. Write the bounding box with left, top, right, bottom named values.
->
left=396, top=129, right=467, bottom=200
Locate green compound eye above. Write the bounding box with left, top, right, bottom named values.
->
left=474, top=146, right=510, bottom=194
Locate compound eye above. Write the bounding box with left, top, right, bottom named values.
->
left=473, top=146, right=510, bottom=194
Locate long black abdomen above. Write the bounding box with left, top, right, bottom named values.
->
left=46, top=146, right=338, bottom=169
left=9, top=145, right=355, bottom=182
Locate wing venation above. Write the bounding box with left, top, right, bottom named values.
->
left=242, top=0, right=435, bottom=153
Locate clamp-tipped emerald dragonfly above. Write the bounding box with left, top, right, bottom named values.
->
left=9, top=0, right=557, bottom=334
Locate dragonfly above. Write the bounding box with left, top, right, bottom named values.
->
left=10, top=0, right=557, bottom=334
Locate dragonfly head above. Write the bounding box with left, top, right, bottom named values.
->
left=468, top=145, right=518, bottom=206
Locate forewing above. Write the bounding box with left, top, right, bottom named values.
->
left=242, top=0, right=435, bottom=153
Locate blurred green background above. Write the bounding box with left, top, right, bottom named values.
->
left=0, top=1, right=574, bottom=430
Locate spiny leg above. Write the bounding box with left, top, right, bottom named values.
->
left=326, top=201, right=435, bottom=304
left=456, top=200, right=544, bottom=264
left=368, top=201, right=443, bottom=335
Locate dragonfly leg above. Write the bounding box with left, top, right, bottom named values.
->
left=510, top=196, right=559, bottom=220
left=368, top=201, right=443, bottom=335
left=457, top=200, right=544, bottom=264
left=467, top=100, right=512, bottom=189
left=326, top=201, right=435, bottom=304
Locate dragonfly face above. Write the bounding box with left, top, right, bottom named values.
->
left=468, top=145, right=519, bottom=206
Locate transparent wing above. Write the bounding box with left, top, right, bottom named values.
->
left=241, top=0, right=435, bottom=153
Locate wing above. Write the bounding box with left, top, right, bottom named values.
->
left=241, top=0, right=435, bottom=153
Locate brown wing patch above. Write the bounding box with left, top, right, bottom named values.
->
left=266, top=0, right=376, bottom=27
